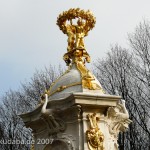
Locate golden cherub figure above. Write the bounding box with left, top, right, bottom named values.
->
left=57, top=8, right=96, bottom=66
left=64, top=18, right=91, bottom=52
left=75, top=18, right=88, bottom=49
left=57, top=8, right=96, bottom=52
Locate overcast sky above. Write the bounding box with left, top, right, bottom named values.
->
left=0, top=0, right=150, bottom=96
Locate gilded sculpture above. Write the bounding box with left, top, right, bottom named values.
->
left=57, top=8, right=95, bottom=64
left=57, top=8, right=105, bottom=91
left=86, top=113, right=104, bottom=150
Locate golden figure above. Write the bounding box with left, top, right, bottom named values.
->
left=75, top=18, right=89, bottom=49
left=64, top=20, right=76, bottom=52
left=64, top=18, right=90, bottom=55
left=86, top=113, right=104, bottom=150
left=57, top=8, right=95, bottom=53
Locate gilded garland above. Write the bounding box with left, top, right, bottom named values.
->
left=57, top=8, right=96, bottom=34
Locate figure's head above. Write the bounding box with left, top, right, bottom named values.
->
left=107, top=107, right=117, bottom=117
left=77, top=18, right=83, bottom=26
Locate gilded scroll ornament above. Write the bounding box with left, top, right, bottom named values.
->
left=86, top=113, right=104, bottom=150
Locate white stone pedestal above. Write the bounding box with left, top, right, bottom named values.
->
left=20, top=92, right=131, bottom=150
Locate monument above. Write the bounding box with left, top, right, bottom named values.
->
left=20, top=8, right=131, bottom=150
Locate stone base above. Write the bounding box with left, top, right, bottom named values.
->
left=20, top=92, right=131, bottom=150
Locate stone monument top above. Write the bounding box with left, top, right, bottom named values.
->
left=46, top=8, right=105, bottom=100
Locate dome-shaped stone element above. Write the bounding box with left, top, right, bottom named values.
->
left=47, top=8, right=105, bottom=100
left=49, top=64, right=105, bottom=100
left=49, top=64, right=82, bottom=100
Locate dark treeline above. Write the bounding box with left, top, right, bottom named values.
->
left=0, top=65, right=63, bottom=150
left=0, top=21, right=150, bottom=150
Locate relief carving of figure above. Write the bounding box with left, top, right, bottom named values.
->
left=107, top=100, right=132, bottom=149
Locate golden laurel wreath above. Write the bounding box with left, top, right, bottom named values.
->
left=56, top=8, right=96, bottom=34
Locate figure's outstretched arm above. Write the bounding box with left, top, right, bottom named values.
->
left=84, top=20, right=90, bottom=35
left=118, top=99, right=129, bottom=118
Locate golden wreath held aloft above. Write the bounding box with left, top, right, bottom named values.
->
left=57, top=8, right=96, bottom=34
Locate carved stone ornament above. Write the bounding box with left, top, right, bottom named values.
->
left=86, top=113, right=104, bottom=150
left=107, top=99, right=132, bottom=149
left=41, top=94, right=66, bottom=134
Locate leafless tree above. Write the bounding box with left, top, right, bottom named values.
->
left=0, top=65, right=64, bottom=150
left=1, top=19, right=150, bottom=150
left=94, top=43, right=150, bottom=149
left=128, top=20, right=150, bottom=149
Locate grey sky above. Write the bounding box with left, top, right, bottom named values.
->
left=0, top=0, right=150, bottom=96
